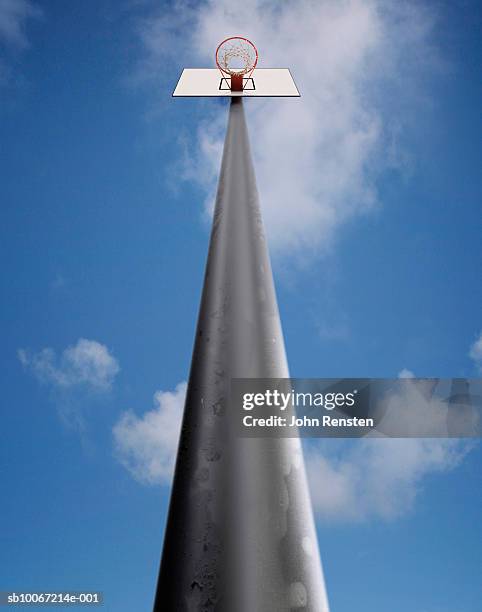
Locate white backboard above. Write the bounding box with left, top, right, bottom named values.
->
left=172, top=68, right=300, bottom=97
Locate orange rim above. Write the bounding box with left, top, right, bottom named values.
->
left=215, top=36, right=258, bottom=78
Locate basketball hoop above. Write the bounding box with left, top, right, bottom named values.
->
left=172, top=40, right=299, bottom=97
left=215, top=36, right=258, bottom=92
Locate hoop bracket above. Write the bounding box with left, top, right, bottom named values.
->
left=230, top=74, right=244, bottom=91
left=218, top=77, right=255, bottom=92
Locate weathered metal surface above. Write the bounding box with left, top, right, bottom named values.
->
left=153, top=98, right=329, bottom=612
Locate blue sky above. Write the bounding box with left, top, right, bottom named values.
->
left=1, top=1, right=482, bottom=611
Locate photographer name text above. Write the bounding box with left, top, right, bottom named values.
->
left=241, top=389, right=374, bottom=429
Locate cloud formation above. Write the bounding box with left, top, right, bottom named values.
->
left=113, top=381, right=186, bottom=484
left=0, top=0, right=40, bottom=49
left=306, top=437, right=468, bottom=522
left=0, top=0, right=41, bottom=84
left=18, top=338, right=120, bottom=392
left=135, top=0, right=439, bottom=257
left=469, top=331, right=482, bottom=374
left=307, top=372, right=475, bottom=521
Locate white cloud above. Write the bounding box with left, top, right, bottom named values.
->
left=307, top=437, right=469, bottom=522
left=134, top=0, right=440, bottom=258
left=18, top=338, right=120, bottom=392
left=306, top=372, right=475, bottom=522
left=0, top=0, right=40, bottom=49
left=469, top=331, right=482, bottom=374
left=398, top=368, right=415, bottom=378
left=0, top=0, right=41, bottom=85
left=113, top=381, right=186, bottom=485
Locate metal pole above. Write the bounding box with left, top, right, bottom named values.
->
left=153, top=98, right=329, bottom=612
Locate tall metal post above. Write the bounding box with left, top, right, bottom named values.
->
left=153, top=98, right=329, bottom=612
